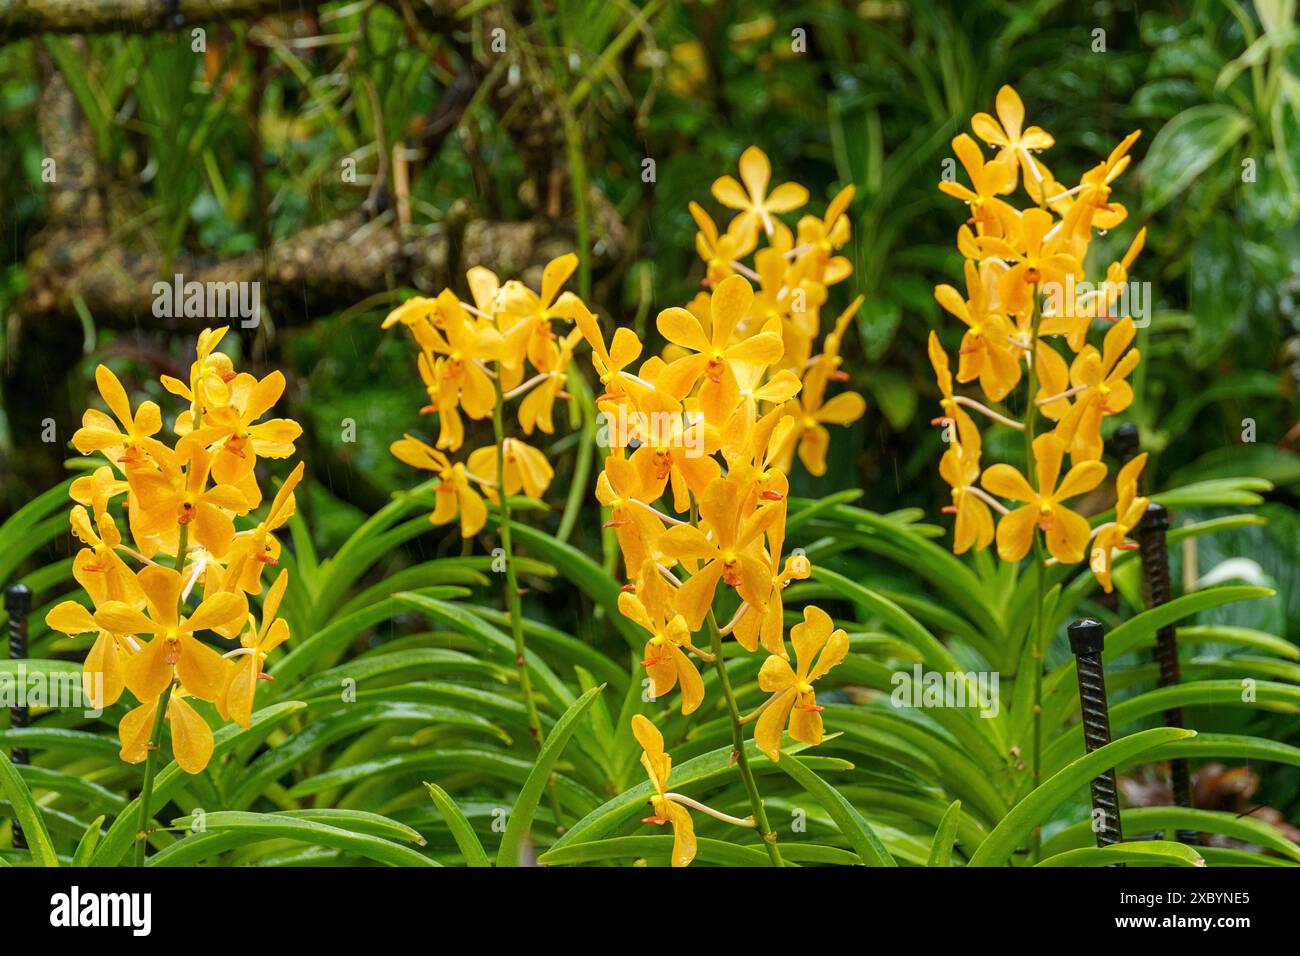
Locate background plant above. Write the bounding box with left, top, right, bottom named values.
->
left=1, top=0, right=1298, bottom=867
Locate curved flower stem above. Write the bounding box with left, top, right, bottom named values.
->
left=133, top=521, right=191, bottom=867
left=132, top=677, right=176, bottom=867
left=665, top=793, right=755, bottom=828
left=492, top=375, right=563, bottom=829
left=954, top=395, right=1026, bottom=430
left=492, top=381, right=544, bottom=748
left=965, top=485, right=1010, bottom=515
left=705, top=609, right=784, bottom=866
left=739, top=690, right=782, bottom=725
left=555, top=367, right=596, bottom=545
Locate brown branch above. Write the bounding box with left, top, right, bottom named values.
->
left=17, top=211, right=608, bottom=327
left=0, top=0, right=484, bottom=42
left=1, top=0, right=344, bottom=40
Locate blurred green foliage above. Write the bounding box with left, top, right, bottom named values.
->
left=1, top=0, right=1299, bottom=860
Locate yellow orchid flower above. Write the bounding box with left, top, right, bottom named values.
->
left=979, top=207, right=1083, bottom=316
left=629, top=412, right=721, bottom=513
left=712, top=145, right=809, bottom=239
left=119, top=689, right=214, bottom=775
left=1040, top=227, right=1146, bottom=352
left=981, top=433, right=1106, bottom=563
left=773, top=364, right=866, bottom=477
left=926, top=330, right=977, bottom=441
left=938, top=134, right=1016, bottom=236
left=68, top=505, right=145, bottom=608
left=1034, top=339, right=1076, bottom=425
left=595, top=454, right=664, bottom=578
left=416, top=289, right=503, bottom=417
left=94, top=565, right=246, bottom=704
left=390, top=434, right=487, bottom=538
left=1091, top=453, right=1149, bottom=593
left=754, top=605, right=849, bottom=762
left=731, top=541, right=809, bottom=657
left=467, top=438, right=554, bottom=504
left=933, top=260, right=1022, bottom=402
left=496, top=253, right=582, bottom=375
left=743, top=408, right=799, bottom=502
left=518, top=328, right=581, bottom=436
left=938, top=416, right=994, bottom=554
left=1072, top=130, right=1141, bottom=233
left=1054, top=317, right=1141, bottom=462
left=747, top=243, right=798, bottom=338
left=970, top=85, right=1055, bottom=192
left=727, top=437, right=804, bottom=657
left=224, top=568, right=291, bottom=728
left=656, top=275, right=784, bottom=398
left=690, top=200, right=757, bottom=286
left=713, top=363, right=802, bottom=458
left=70, top=465, right=128, bottom=517
left=794, top=184, right=855, bottom=285
left=225, top=461, right=304, bottom=593
left=44, top=600, right=131, bottom=710
left=570, top=300, right=677, bottom=415
left=71, top=365, right=167, bottom=468
left=657, top=471, right=780, bottom=629
left=631, top=714, right=697, bottom=867
left=126, top=444, right=251, bottom=560
left=162, top=326, right=238, bottom=430
left=381, top=294, right=437, bottom=331
left=184, top=370, right=301, bottom=485
left=807, top=295, right=861, bottom=384
left=621, top=560, right=705, bottom=714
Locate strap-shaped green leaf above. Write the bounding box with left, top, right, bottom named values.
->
left=779, top=754, right=896, bottom=866
left=425, top=782, right=491, bottom=867
left=0, top=748, right=59, bottom=866
left=497, top=683, right=605, bottom=866
left=969, top=727, right=1195, bottom=866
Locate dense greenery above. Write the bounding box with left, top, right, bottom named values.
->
left=0, top=0, right=1297, bottom=867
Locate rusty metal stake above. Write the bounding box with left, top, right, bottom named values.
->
left=1138, top=503, right=1195, bottom=841
left=5, top=584, right=32, bottom=851
left=1068, top=618, right=1124, bottom=855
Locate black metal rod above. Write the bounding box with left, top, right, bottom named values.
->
left=1112, top=422, right=1141, bottom=470
left=5, top=583, right=32, bottom=851
left=1113, top=425, right=1195, bottom=840
left=1138, top=503, right=1195, bottom=840
left=1068, top=618, right=1124, bottom=854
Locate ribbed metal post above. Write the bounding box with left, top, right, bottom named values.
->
left=1113, top=424, right=1195, bottom=840
left=1112, top=422, right=1140, bottom=469
left=5, top=584, right=32, bottom=851
left=1138, top=503, right=1195, bottom=840
left=1068, top=618, right=1124, bottom=854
